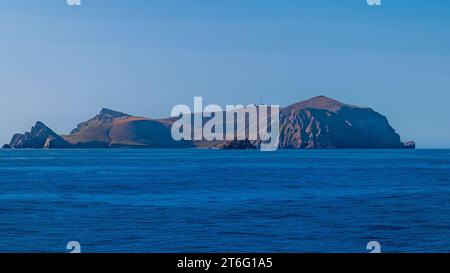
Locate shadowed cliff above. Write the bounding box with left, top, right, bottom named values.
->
left=278, top=96, right=411, bottom=149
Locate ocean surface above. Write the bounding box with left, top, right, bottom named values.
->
left=0, top=149, right=449, bottom=253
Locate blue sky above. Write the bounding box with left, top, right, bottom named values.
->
left=1, top=0, right=449, bottom=147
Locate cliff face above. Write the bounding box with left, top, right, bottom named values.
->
left=3, top=96, right=415, bottom=149
left=278, top=96, right=410, bottom=149
left=8, top=121, right=71, bottom=149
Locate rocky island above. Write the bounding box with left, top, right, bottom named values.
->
left=3, top=96, right=415, bottom=149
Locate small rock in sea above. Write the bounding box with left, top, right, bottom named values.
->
left=221, top=139, right=256, bottom=150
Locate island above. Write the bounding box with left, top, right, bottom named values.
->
left=3, top=96, right=415, bottom=149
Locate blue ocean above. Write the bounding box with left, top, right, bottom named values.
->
left=0, top=149, right=449, bottom=253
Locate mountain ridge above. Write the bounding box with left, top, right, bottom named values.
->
left=282, top=95, right=359, bottom=113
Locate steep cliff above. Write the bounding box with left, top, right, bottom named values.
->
left=7, top=121, right=71, bottom=149
left=278, top=96, right=412, bottom=149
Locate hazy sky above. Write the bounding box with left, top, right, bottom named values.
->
left=1, top=0, right=449, bottom=147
